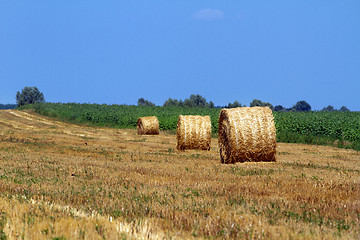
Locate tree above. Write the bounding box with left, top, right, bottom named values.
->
left=163, top=98, right=180, bottom=107
left=183, top=94, right=207, bottom=107
left=209, top=101, right=215, bottom=108
left=322, top=105, right=335, bottom=111
left=340, top=106, right=350, bottom=112
left=274, top=105, right=285, bottom=112
left=292, top=100, right=311, bottom=112
left=250, top=99, right=262, bottom=107
left=226, top=100, right=242, bottom=108
left=163, top=94, right=214, bottom=108
left=182, top=94, right=214, bottom=108
left=250, top=99, right=273, bottom=110
left=137, top=98, right=155, bottom=107
left=16, top=86, right=45, bottom=107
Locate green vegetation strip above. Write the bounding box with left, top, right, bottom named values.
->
left=19, top=103, right=360, bottom=151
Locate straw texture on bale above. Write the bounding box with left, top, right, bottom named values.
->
left=137, top=116, right=159, bottom=135
left=218, top=107, right=276, bottom=164
left=176, top=115, right=211, bottom=150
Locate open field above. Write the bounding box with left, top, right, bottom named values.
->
left=0, top=109, right=359, bottom=239
left=20, top=103, right=360, bottom=151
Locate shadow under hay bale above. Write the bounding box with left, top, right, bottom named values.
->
left=218, top=107, right=276, bottom=164
left=176, top=115, right=211, bottom=150
left=137, top=116, right=159, bottom=135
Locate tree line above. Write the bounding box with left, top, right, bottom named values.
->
left=6, top=86, right=351, bottom=112
left=0, top=104, right=17, bottom=110
left=138, top=94, right=351, bottom=112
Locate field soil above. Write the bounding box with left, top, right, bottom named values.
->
left=0, top=109, right=359, bottom=239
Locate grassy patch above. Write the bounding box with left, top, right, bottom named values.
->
left=281, top=162, right=360, bottom=173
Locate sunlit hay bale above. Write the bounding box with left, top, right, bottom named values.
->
left=218, top=107, right=276, bottom=164
left=176, top=115, right=211, bottom=150
left=137, top=116, right=159, bottom=135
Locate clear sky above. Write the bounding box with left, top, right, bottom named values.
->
left=1, top=1, right=359, bottom=110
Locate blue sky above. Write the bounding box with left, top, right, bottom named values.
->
left=1, top=1, right=359, bottom=110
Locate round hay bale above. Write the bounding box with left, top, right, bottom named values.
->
left=176, top=115, right=212, bottom=150
left=218, top=107, right=276, bottom=164
left=137, top=116, right=159, bottom=135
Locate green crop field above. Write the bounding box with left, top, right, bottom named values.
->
left=19, top=103, right=360, bottom=151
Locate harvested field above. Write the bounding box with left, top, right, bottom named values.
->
left=0, top=110, right=359, bottom=239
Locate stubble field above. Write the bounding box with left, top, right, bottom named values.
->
left=0, top=110, right=359, bottom=239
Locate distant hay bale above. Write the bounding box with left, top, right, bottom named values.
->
left=176, top=115, right=211, bottom=150
left=137, top=116, right=159, bottom=135
left=218, top=107, right=276, bottom=164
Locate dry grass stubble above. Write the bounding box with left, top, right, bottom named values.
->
left=0, top=110, right=359, bottom=239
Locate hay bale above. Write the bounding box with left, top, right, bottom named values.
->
left=176, top=115, right=212, bottom=150
left=137, top=116, right=159, bottom=135
left=218, top=107, right=276, bottom=164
